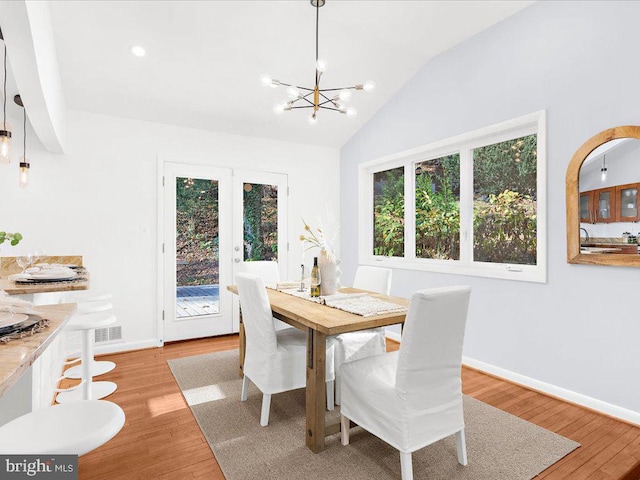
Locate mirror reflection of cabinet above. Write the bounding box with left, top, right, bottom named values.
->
left=594, top=187, right=616, bottom=223
left=566, top=126, right=640, bottom=267
left=579, top=191, right=593, bottom=223
left=579, top=187, right=620, bottom=223
left=616, top=183, right=639, bottom=222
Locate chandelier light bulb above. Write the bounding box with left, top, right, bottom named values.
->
left=273, top=103, right=286, bottom=115
left=338, top=90, right=352, bottom=101
left=363, top=80, right=376, bottom=92
left=346, top=107, right=358, bottom=118
left=129, top=45, right=146, bottom=57
left=260, top=74, right=272, bottom=87
left=316, top=58, right=327, bottom=73
left=287, top=86, right=300, bottom=99
left=308, top=114, right=318, bottom=126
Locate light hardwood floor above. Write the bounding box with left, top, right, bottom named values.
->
left=71, top=336, right=640, bottom=480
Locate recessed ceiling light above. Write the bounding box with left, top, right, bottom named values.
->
left=130, top=45, right=146, bottom=57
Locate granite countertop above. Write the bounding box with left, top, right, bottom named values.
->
left=0, top=303, right=77, bottom=397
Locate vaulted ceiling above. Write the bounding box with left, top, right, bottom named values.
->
left=39, top=1, right=534, bottom=148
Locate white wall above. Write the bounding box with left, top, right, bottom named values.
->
left=340, top=1, right=640, bottom=421
left=0, top=109, right=340, bottom=351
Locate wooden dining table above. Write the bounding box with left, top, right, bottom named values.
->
left=227, top=285, right=409, bottom=453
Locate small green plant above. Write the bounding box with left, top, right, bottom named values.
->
left=0, top=231, right=22, bottom=246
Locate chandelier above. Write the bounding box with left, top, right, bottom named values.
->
left=261, top=0, right=375, bottom=125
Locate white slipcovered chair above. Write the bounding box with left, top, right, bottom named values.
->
left=235, top=261, right=280, bottom=284
left=340, top=286, right=471, bottom=480
left=236, top=273, right=336, bottom=426
left=235, top=260, right=289, bottom=331
left=334, top=265, right=392, bottom=405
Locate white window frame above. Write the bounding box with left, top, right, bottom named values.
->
left=358, top=110, right=547, bottom=283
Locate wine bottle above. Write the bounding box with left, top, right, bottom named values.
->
left=310, top=257, right=321, bottom=297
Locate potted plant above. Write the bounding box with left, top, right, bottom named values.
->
left=0, top=231, right=23, bottom=278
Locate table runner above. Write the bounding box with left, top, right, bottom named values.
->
left=268, top=285, right=407, bottom=317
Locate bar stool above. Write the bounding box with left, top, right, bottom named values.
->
left=63, top=299, right=116, bottom=379
left=0, top=400, right=125, bottom=455
left=56, top=312, right=118, bottom=403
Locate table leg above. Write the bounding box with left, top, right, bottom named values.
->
left=306, top=328, right=327, bottom=453
left=238, top=309, right=246, bottom=378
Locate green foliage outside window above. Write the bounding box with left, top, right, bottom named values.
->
left=473, top=135, right=537, bottom=265
left=372, top=134, right=537, bottom=265
left=415, top=154, right=460, bottom=260
left=176, top=178, right=219, bottom=286
left=373, top=167, right=404, bottom=256
left=243, top=184, right=278, bottom=261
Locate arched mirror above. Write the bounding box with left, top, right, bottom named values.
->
left=566, top=126, right=640, bottom=266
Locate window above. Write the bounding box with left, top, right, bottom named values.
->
left=415, top=153, right=460, bottom=260
left=373, top=167, right=404, bottom=257
left=358, top=111, right=546, bottom=283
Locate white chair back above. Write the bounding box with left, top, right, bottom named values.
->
left=396, top=286, right=471, bottom=410
left=235, top=261, right=280, bottom=284
left=236, top=273, right=278, bottom=377
left=353, top=266, right=392, bottom=295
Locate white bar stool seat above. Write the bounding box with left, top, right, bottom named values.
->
left=56, top=313, right=118, bottom=403
left=63, top=301, right=116, bottom=379
left=0, top=401, right=125, bottom=456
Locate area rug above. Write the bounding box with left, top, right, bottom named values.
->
left=168, top=350, right=579, bottom=480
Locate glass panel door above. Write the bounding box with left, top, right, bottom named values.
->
left=231, top=171, right=288, bottom=331
left=242, top=182, right=279, bottom=262
left=175, top=177, right=220, bottom=318
left=163, top=163, right=232, bottom=342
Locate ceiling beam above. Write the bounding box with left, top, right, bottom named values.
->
left=0, top=0, right=66, bottom=153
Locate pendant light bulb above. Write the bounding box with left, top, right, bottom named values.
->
left=1, top=42, right=11, bottom=164
left=0, top=127, right=10, bottom=164
left=18, top=157, right=29, bottom=189
left=308, top=113, right=318, bottom=126
left=600, top=155, right=607, bottom=183
left=273, top=103, right=285, bottom=115
left=346, top=106, right=358, bottom=118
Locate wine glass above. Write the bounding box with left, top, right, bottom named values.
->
left=16, top=253, right=33, bottom=274
left=33, top=249, right=47, bottom=267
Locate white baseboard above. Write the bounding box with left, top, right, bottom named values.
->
left=385, top=330, right=640, bottom=426
left=94, top=339, right=161, bottom=356
left=462, top=356, right=640, bottom=427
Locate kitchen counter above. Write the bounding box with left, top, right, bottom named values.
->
left=0, top=303, right=76, bottom=397
left=0, top=255, right=89, bottom=295
left=580, top=243, right=638, bottom=254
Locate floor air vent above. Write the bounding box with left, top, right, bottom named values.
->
left=94, top=325, right=123, bottom=344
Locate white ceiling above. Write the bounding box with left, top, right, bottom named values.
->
left=47, top=1, right=534, bottom=149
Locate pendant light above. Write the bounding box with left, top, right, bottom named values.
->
left=261, top=0, right=374, bottom=125
left=600, top=154, right=607, bottom=183
left=15, top=95, right=29, bottom=189
left=0, top=28, right=11, bottom=165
